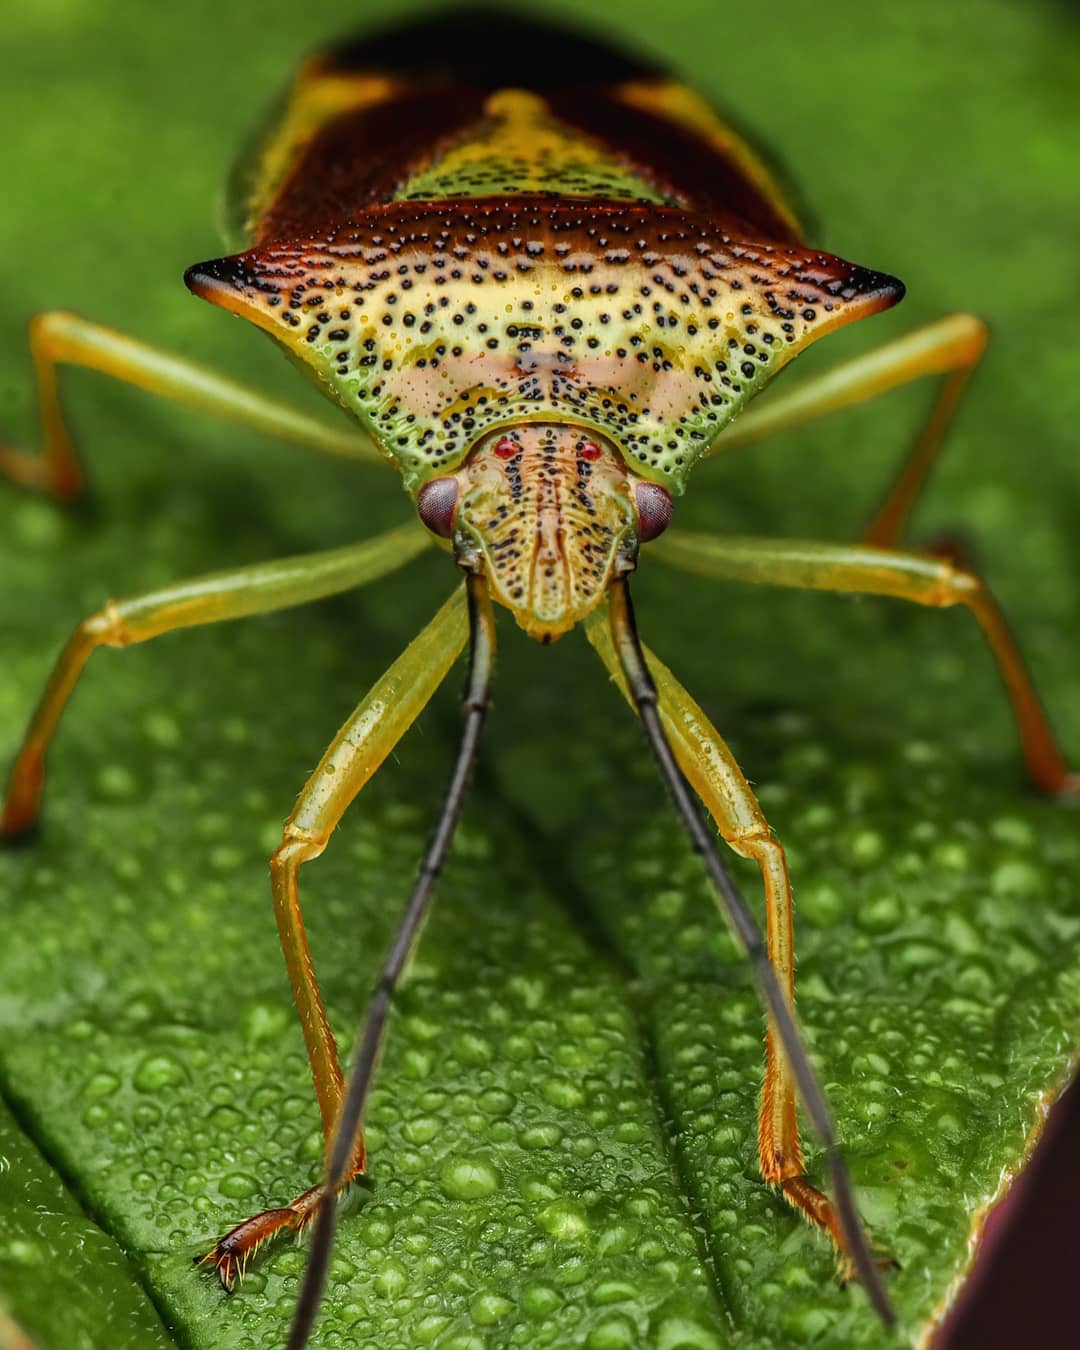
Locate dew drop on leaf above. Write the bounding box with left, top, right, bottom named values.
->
left=218, top=1171, right=259, bottom=1200
left=132, top=1053, right=187, bottom=1093
left=439, top=1157, right=500, bottom=1200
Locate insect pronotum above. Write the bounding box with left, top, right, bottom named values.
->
left=2, top=9, right=1076, bottom=1345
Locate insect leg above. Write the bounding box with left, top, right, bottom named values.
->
left=286, top=573, right=494, bottom=1350
left=202, top=584, right=470, bottom=1291
left=652, top=531, right=1078, bottom=795
left=0, top=522, right=431, bottom=837
left=705, top=314, right=988, bottom=546
left=0, top=311, right=381, bottom=502
left=586, top=583, right=894, bottom=1326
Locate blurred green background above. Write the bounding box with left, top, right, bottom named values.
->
left=1, top=2, right=1078, bottom=1347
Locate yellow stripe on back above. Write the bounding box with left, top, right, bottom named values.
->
left=397, top=90, right=670, bottom=204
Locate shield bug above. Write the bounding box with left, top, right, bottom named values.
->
left=2, top=9, right=1076, bottom=1346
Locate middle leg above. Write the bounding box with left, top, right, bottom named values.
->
left=651, top=531, right=1079, bottom=795
left=1, top=521, right=432, bottom=837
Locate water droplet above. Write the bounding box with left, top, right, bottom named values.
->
left=83, top=1071, right=120, bottom=1099
left=520, top=1123, right=563, bottom=1150
left=934, top=840, right=970, bottom=870
left=855, top=893, right=901, bottom=933
left=846, top=829, right=884, bottom=867
left=373, top=1259, right=409, bottom=1298
left=403, top=1115, right=441, bottom=1146
left=782, top=742, right=831, bottom=777
left=541, top=1077, right=584, bottom=1109
left=503, top=1033, right=535, bottom=1061
left=401, top=1047, right=434, bottom=1079
left=14, top=499, right=63, bottom=547
left=851, top=1051, right=890, bottom=1077
left=440, top=1158, right=500, bottom=1200
left=536, top=1199, right=589, bottom=1242
left=597, top=1223, right=636, bottom=1255
left=477, top=1088, right=514, bottom=1117
left=96, top=762, right=138, bottom=801
left=780, top=1306, right=837, bottom=1342
left=82, top=1102, right=110, bottom=1128
left=218, top=1172, right=259, bottom=1200
left=992, top=859, right=1041, bottom=898
left=144, top=711, right=182, bottom=748
left=895, top=940, right=944, bottom=971
left=521, top=1282, right=561, bottom=1317
left=649, top=889, right=686, bottom=921
left=0, top=1238, right=44, bottom=1267
left=243, top=1002, right=288, bottom=1044
left=586, top=1313, right=638, bottom=1349
left=455, top=1031, right=493, bottom=1064
left=943, top=914, right=981, bottom=955
left=413, top=1314, right=452, bottom=1343
left=133, top=1052, right=187, bottom=1092
left=330, top=1255, right=357, bottom=1283
left=403, top=1012, right=441, bottom=1043
left=903, top=738, right=939, bottom=766
left=209, top=844, right=244, bottom=871
left=360, top=1214, right=394, bottom=1250
left=591, top=1281, right=637, bottom=1306
left=222, top=717, right=249, bottom=744
left=470, top=1291, right=515, bottom=1326
left=648, top=1312, right=723, bottom=1349
left=990, top=815, right=1034, bottom=848
left=798, top=882, right=845, bottom=928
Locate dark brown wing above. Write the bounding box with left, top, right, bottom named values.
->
left=227, top=9, right=804, bottom=247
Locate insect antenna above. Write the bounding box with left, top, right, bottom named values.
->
left=606, top=576, right=896, bottom=1328
left=286, top=571, right=496, bottom=1350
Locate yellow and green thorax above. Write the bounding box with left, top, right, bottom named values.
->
left=187, top=52, right=902, bottom=500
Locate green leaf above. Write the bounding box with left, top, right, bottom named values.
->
left=1, top=3, right=1078, bottom=1348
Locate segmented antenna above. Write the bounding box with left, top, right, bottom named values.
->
left=605, top=576, right=895, bottom=1328
left=286, top=572, right=496, bottom=1350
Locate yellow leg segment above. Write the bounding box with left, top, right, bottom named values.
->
left=652, top=531, right=1078, bottom=796
left=707, top=314, right=988, bottom=546
left=0, top=310, right=380, bottom=501
left=204, top=584, right=469, bottom=1289
left=0, top=523, right=431, bottom=837
left=585, top=612, right=845, bottom=1249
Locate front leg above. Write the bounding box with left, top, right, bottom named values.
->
left=201, top=585, right=469, bottom=1290
left=585, top=610, right=874, bottom=1270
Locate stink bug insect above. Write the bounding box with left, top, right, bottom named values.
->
left=1, top=8, right=1076, bottom=1346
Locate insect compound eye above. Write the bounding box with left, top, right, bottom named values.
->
left=493, top=436, right=519, bottom=460
left=579, top=439, right=603, bottom=461
left=416, top=477, right=460, bottom=538
left=634, top=482, right=673, bottom=542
